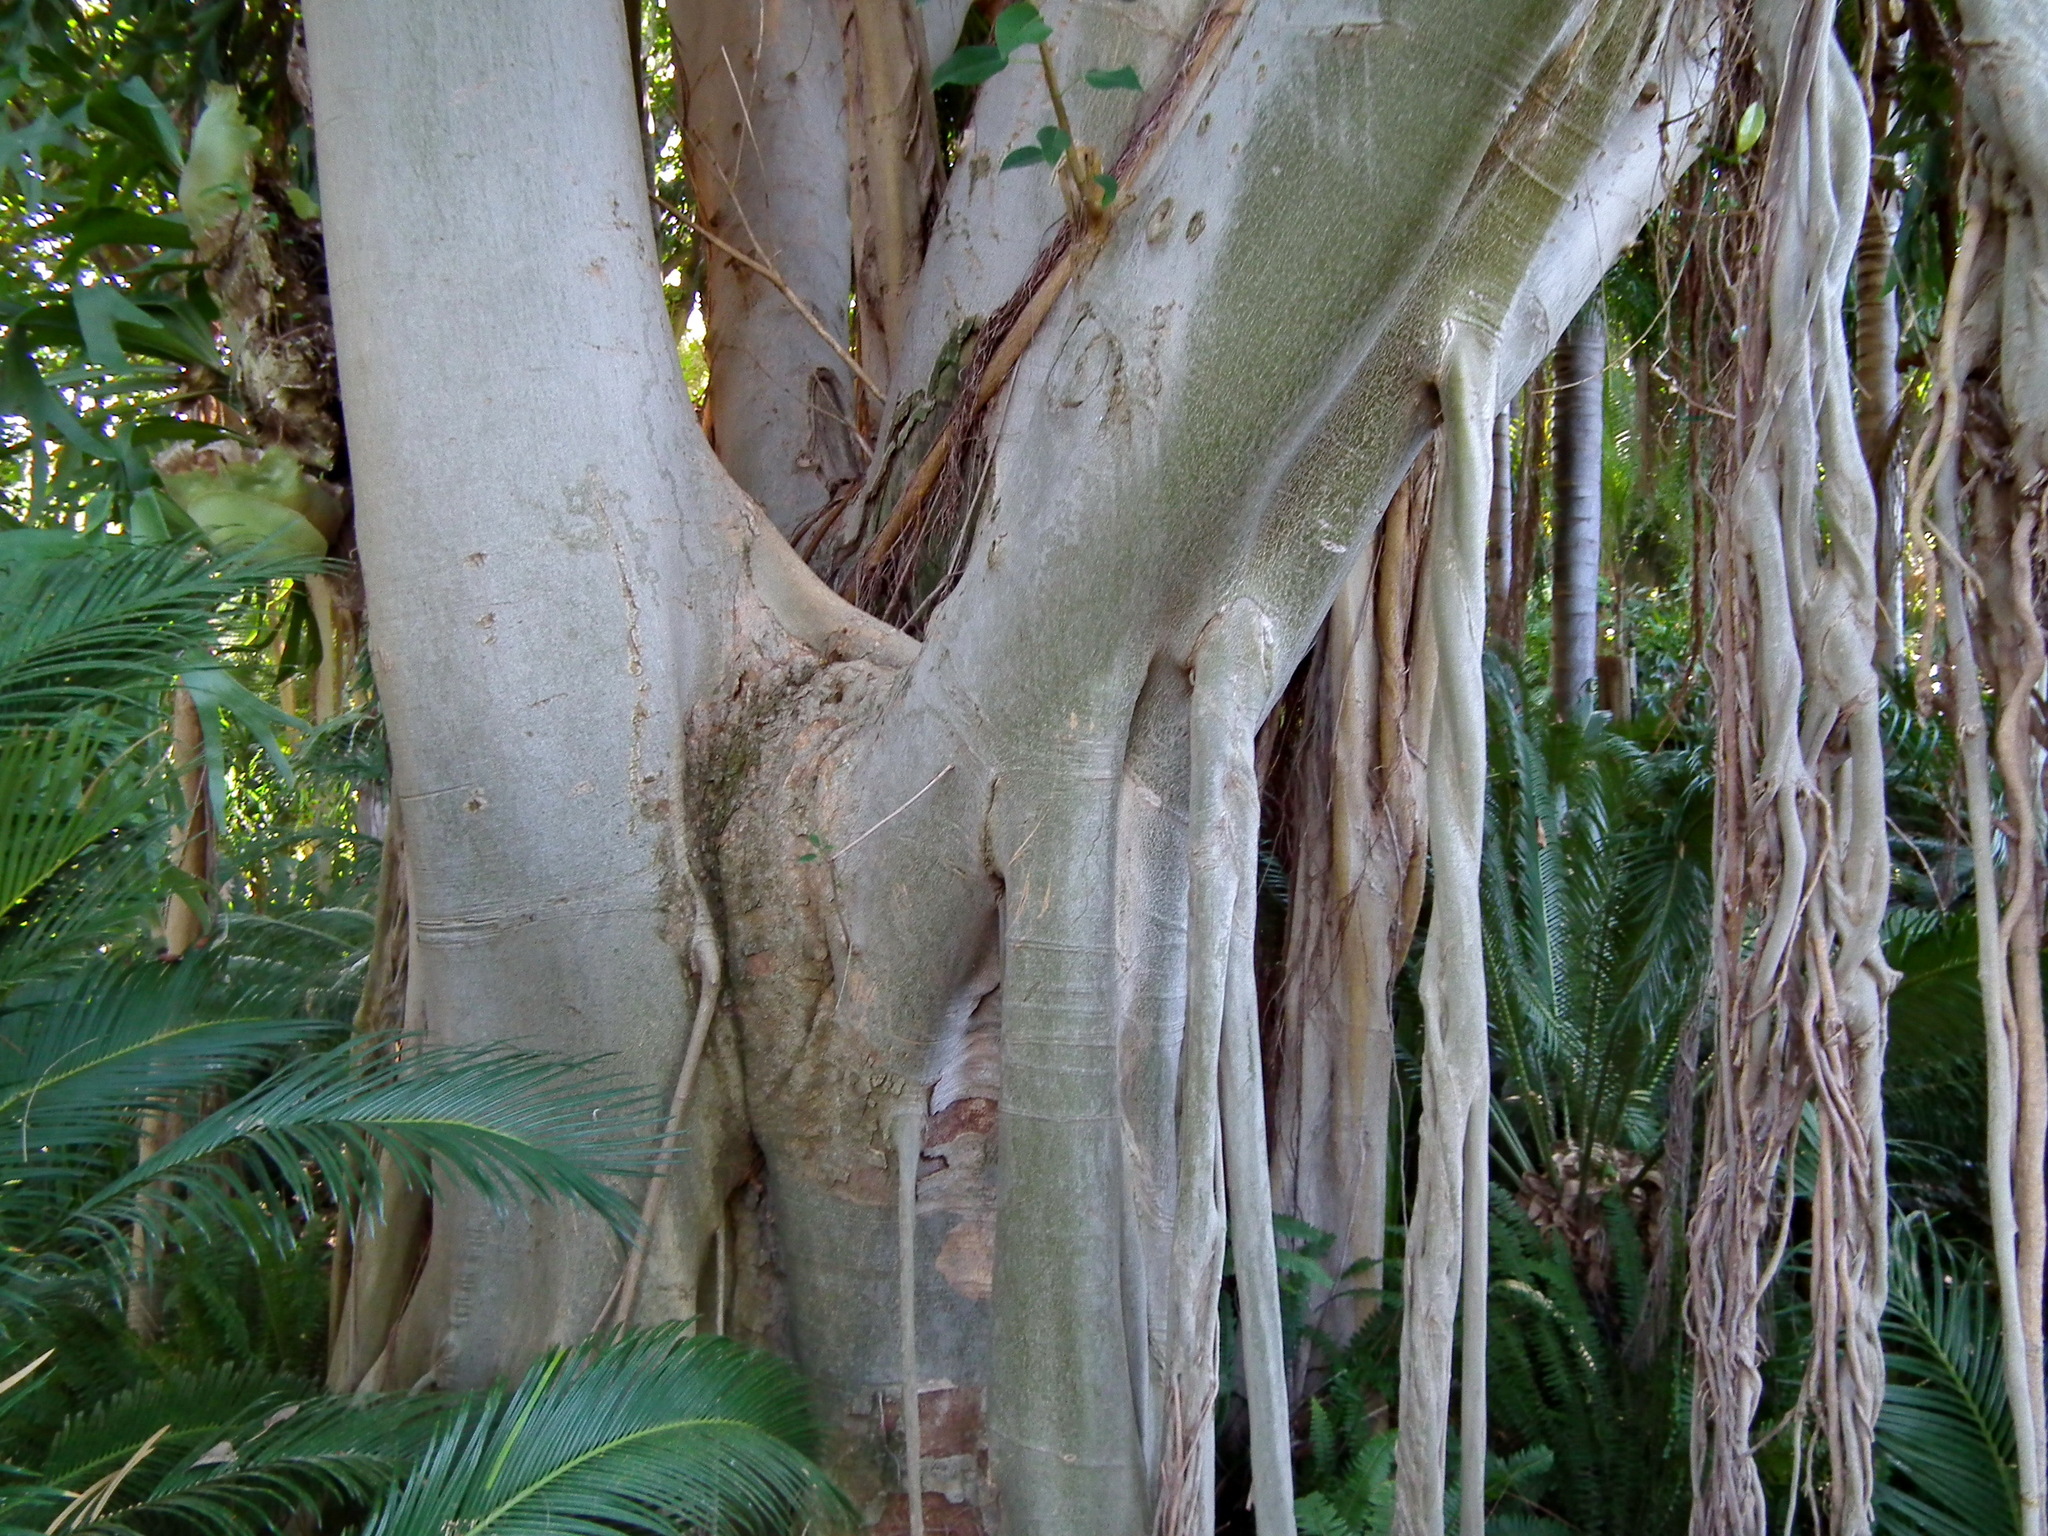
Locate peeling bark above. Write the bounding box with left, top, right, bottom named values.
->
left=839, top=0, right=941, bottom=403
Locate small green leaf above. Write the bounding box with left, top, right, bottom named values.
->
left=1734, top=100, right=1766, bottom=155
left=284, top=186, right=320, bottom=219
left=72, top=285, right=156, bottom=370
left=1094, top=172, right=1119, bottom=206
left=931, top=43, right=1007, bottom=90
left=1084, top=66, right=1141, bottom=91
left=1035, top=124, right=1071, bottom=163
left=1001, top=145, right=1047, bottom=170
left=993, top=2, right=1053, bottom=57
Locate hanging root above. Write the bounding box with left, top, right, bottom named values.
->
left=604, top=851, right=723, bottom=1331
left=1688, top=5, right=1893, bottom=1532
left=1157, top=598, right=1289, bottom=1536
left=897, top=1101, right=926, bottom=1536
left=1268, top=449, right=1436, bottom=1359
left=1917, top=105, right=2048, bottom=1527
left=1392, top=326, right=1494, bottom=1536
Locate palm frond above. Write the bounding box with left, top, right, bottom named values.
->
left=0, top=533, right=291, bottom=732
left=360, top=1326, right=850, bottom=1536
left=4, top=1375, right=442, bottom=1536
left=0, top=722, right=161, bottom=921
left=1874, top=1213, right=2019, bottom=1536
left=36, top=1363, right=308, bottom=1487
left=71, top=1034, right=660, bottom=1258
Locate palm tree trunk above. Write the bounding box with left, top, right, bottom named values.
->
left=1854, top=62, right=1904, bottom=673
left=1505, top=368, right=1546, bottom=658
left=1551, top=300, right=1605, bottom=713
left=1488, top=409, right=1514, bottom=638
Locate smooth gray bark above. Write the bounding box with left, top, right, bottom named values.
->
left=1550, top=298, right=1605, bottom=712
left=305, top=3, right=1718, bottom=1531
left=673, top=0, right=862, bottom=531
left=304, top=0, right=731, bottom=1381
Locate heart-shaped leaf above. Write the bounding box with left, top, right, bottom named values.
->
left=931, top=43, right=1007, bottom=90
left=1094, top=172, right=1119, bottom=206
left=993, top=2, right=1053, bottom=57
left=1001, top=144, right=1047, bottom=169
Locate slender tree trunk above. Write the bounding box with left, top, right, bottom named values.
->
left=1551, top=300, right=1605, bottom=712
left=130, top=687, right=213, bottom=1340
left=1487, top=409, right=1514, bottom=637
left=838, top=0, right=941, bottom=403
left=1854, top=34, right=1905, bottom=673
left=326, top=802, right=426, bottom=1393
left=673, top=0, right=865, bottom=532
left=1506, top=369, right=1546, bottom=657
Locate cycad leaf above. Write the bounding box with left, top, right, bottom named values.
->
left=0, top=533, right=274, bottom=732
left=0, top=721, right=155, bottom=918
left=74, top=1034, right=660, bottom=1256
left=360, top=1327, right=850, bottom=1536
left=1876, top=1215, right=2019, bottom=1536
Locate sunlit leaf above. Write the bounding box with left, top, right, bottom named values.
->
left=993, top=2, right=1053, bottom=56
left=1734, top=100, right=1766, bottom=155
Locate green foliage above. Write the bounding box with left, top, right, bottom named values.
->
left=174, top=85, right=258, bottom=244
left=1486, top=1193, right=1688, bottom=1536
left=1875, top=1215, right=2021, bottom=1536
left=1481, top=658, right=1710, bottom=1180
left=1733, top=100, right=1766, bottom=156
left=1085, top=66, right=1141, bottom=91
left=0, top=529, right=306, bottom=991
left=1002, top=124, right=1072, bottom=171
left=1295, top=1413, right=1395, bottom=1536
left=930, top=3, right=1049, bottom=90
left=362, top=1325, right=849, bottom=1536
left=1883, top=905, right=1991, bottom=1225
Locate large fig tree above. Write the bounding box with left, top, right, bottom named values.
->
left=300, top=1, right=1724, bottom=1532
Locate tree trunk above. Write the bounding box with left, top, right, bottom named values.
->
left=1939, top=4, right=2048, bottom=1523
left=839, top=0, right=942, bottom=404
left=673, top=0, right=866, bottom=531
left=1551, top=299, right=1605, bottom=712
left=1505, top=368, right=1546, bottom=657
left=1854, top=9, right=1906, bottom=676
left=1487, top=409, right=1514, bottom=637
left=303, top=2, right=1717, bottom=1530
